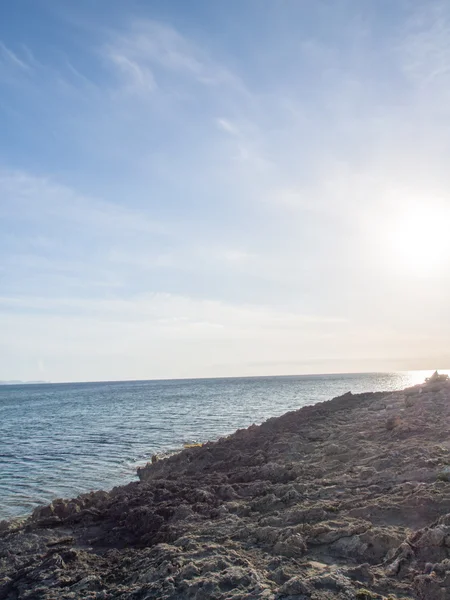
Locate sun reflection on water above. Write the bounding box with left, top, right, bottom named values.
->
left=401, top=369, right=450, bottom=387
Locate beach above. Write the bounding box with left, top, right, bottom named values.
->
left=1, top=376, right=450, bottom=599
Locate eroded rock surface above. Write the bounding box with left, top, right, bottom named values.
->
left=2, top=379, right=450, bottom=598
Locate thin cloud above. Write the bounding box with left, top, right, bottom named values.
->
left=0, top=169, right=165, bottom=235
left=103, top=19, right=244, bottom=93
left=108, top=52, right=157, bottom=94
left=399, top=1, right=450, bottom=89
left=0, top=41, right=29, bottom=70
left=221, top=250, right=255, bottom=263
left=0, top=293, right=347, bottom=328
left=217, top=118, right=241, bottom=136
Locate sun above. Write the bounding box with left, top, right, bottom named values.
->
left=388, top=204, right=450, bottom=273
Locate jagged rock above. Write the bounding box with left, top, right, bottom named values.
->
left=124, top=506, right=165, bottom=535
left=279, top=575, right=312, bottom=595
left=274, top=533, right=307, bottom=557
left=386, top=415, right=403, bottom=430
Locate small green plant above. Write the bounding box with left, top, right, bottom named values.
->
left=356, top=589, right=379, bottom=599
left=437, top=470, right=450, bottom=482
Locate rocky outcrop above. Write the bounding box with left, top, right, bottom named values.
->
left=2, top=377, right=450, bottom=598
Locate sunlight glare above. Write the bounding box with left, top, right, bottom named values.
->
left=388, top=204, right=450, bottom=274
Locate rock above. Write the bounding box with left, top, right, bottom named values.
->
left=437, top=466, right=450, bottom=482
left=274, top=533, right=307, bottom=557
left=0, top=576, right=13, bottom=597
left=70, top=575, right=102, bottom=592
left=124, top=507, right=165, bottom=535
left=386, top=415, right=402, bottom=430
left=279, top=575, right=312, bottom=595
left=308, top=571, right=354, bottom=593
left=0, top=520, right=11, bottom=533
left=32, top=503, right=56, bottom=521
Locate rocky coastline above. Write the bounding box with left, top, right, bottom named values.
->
left=2, top=377, right=450, bottom=599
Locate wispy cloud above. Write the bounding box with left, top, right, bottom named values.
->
left=103, top=19, right=244, bottom=95
left=216, top=118, right=240, bottom=136
left=0, top=292, right=346, bottom=327
left=0, top=41, right=30, bottom=70
left=399, top=1, right=450, bottom=90
left=0, top=169, right=164, bottom=235
left=107, top=52, right=156, bottom=94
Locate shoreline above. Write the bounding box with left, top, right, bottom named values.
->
left=0, top=445, right=192, bottom=523
left=2, top=377, right=450, bottom=599
left=3, top=372, right=419, bottom=523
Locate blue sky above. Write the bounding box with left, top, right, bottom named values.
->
left=2, top=0, right=450, bottom=382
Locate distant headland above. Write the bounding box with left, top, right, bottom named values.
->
left=0, top=380, right=49, bottom=385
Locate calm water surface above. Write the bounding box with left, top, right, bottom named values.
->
left=0, top=371, right=436, bottom=519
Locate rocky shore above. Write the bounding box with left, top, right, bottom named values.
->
left=2, top=377, right=450, bottom=599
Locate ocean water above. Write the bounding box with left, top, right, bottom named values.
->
left=0, top=371, right=437, bottom=520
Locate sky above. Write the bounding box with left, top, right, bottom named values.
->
left=1, top=0, right=450, bottom=382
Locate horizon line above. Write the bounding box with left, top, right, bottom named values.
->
left=1, top=368, right=446, bottom=387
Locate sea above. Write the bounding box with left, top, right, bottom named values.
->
left=0, top=371, right=439, bottom=520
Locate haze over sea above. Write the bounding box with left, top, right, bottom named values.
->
left=0, top=370, right=441, bottom=520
